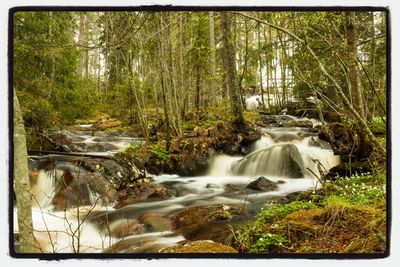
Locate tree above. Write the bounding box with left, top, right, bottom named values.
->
left=346, top=12, right=366, bottom=119
left=208, top=11, right=217, bottom=105
left=220, top=12, right=247, bottom=131
left=13, top=90, right=35, bottom=253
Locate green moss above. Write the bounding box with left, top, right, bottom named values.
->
left=122, top=142, right=141, bottom=154
left=256, top=201, right=317, bottom=224
left=148, top=144, right=170, bottom=163
left=243, top=110, right=261, bottom=123
left=250, top=233, right=288, bottom=253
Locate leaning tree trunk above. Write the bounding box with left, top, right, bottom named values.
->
left=13, top=90, right=35, bottom=253
left=220, top=12, right=247, bottom=131
left=346, top=12, right=366, bottom=119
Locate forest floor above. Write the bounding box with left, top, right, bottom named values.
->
left=233, top=172, right=387, bottom=254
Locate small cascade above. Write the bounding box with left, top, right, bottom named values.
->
left=30, top=170, right=57, bottom=208
left=231, top=144, right=305, bottom=178
left=29, top=160, right=99, bottom=210
left=250, top=134, right=275, bottom=152
left=297, top=137, right=340, bottom=178
left=207, top=155, right=242, bottom=176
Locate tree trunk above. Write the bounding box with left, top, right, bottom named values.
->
left=257, top=24, right=265, bottom=109
left=208, top=11, right=217, bottom=105
left=13, top=90, right=35, bottom=253
left=346, top=12, right=366, bottom=119
left=157, top=14, right=171, bottom=151
left=220, top=12, right=247, bottom=131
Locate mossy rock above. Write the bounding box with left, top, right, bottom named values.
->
left=161, top=240, right=238, bottom=253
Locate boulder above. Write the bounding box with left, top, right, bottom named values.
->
left=231, top=144, right=305, bottom=178
left=246, top=176, right=278, bottom=192
left=114, top=183, right=174, bottom=209
left=81, top=156, right=146, bottom=190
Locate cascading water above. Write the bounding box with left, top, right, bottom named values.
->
left=16, top=117, right=340, bottom=253
left=230, top=144, right=305, bottom=178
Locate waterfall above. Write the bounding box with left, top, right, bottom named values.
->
left=231, top=144, right=305, bottom=178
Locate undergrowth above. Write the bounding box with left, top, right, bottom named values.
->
left=234, top=172, right=387, bottom=253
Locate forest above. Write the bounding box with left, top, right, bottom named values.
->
left=12, top=10, right=388, bottom=255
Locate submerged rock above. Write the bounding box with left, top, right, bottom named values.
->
left=246, top=176, right=278, bottom=192
left=167, top=204, right=244, bottom=242
left=139, top=213, right=173, bottom=232
left=109, top=219, right=145, bottom=238
left=231, top=144, right=305, bottom=178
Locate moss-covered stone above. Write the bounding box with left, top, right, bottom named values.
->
left=161, top=240, right=238, bottom=253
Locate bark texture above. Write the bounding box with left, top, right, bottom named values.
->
left=220, top=12, right=247, bottom=131
left=13, top=90, right=35, bottom=252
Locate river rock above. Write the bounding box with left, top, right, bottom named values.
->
left=206, top=183, right=219, bottom=189
left=290, top=109, right=341, bottom=123
left=168, top=204, right=243, bottom=238
left=109, top=219, right=145, bottom=238
left=139, top=212, right=173, bottom=232
left=281, top=119, right=314, bottom=128
left=114, top=183, right=173, bottom=208
left=224, top=183, right=247, bottom=193
left=260, top=115, right=279, bottom=125
left=246, top=176, right=278, bottom=192
left=272, top=133, right=301, bottom=142
left=161, top=240, right=238, bottom=253
left=81, top=155, right=146, bottom=190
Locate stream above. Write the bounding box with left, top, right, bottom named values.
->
left=14, top=116, right=340, bottom=253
